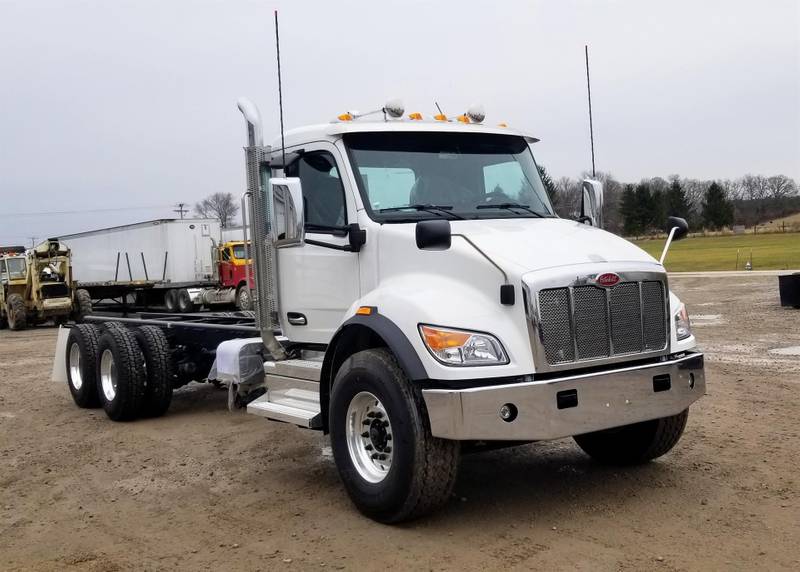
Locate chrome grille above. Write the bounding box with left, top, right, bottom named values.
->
left=537, top=280, right=667, bottom=366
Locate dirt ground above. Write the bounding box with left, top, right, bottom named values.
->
left=1, top=274, right=799, bottom=571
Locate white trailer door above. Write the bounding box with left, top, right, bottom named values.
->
left=277, top=144, right=359, bottom=344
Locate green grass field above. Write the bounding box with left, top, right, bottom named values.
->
left=632, top=232, right=800, bottom=272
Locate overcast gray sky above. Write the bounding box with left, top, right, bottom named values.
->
left=1, top=0, right=798, bottom=244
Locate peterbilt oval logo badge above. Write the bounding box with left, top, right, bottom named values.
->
left=596, top=273, right=620, bottom=287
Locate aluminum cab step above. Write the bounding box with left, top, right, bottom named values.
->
left=246, top=358, right=323, bottom=428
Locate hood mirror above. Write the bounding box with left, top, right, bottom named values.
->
left=416, top=219, right=451, bottom=250
left=659, top=216, right=690, bottom=264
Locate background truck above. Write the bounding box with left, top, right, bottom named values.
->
left=0, top=240, right=91, bottom=330
left=54, top=97, right=705, bottom=523
left=57, top=219, right=254, bottom=312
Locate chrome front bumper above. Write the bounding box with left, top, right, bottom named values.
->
left=422, top=352, right=705, bottom=441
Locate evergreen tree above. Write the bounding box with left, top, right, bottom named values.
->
left=634, top=182, right=654, bottom=232
left=537, top=165, right=557, bottom=206
left=702, top=182, right=734, bottom=230
left=665, top=179, right=690, bottom=219
left=620, top=184, right=640, bottom=236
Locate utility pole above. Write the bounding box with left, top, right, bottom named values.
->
left=173, top=203, right=188, bottom=219
left=585, top=45, right=596, bottom=178
left=28, top=236, right=37, bottom=248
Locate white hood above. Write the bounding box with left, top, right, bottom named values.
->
left=447, top=218, right=659, bottom=275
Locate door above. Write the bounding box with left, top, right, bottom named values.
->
left=277, top=144, right=360, bottom=344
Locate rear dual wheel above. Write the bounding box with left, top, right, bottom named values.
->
left=66, top=322, right=172, bottom=420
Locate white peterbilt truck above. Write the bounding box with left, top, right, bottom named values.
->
left=55, top=99, right=705, bottom=523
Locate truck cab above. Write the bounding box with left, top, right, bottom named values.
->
left=216, top=240, right=253, bottom=310
left=233, top=99, right=705, bottom=522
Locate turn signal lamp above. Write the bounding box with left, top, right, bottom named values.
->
left=434, top=113, right=448, bottom=121
left=338, top=112, right=354, bottom=121
left=356, top=306, right=374, bottom=316
left=456, top=114, right=470, bottom=124
left=408, top=112, right=423, bottom=120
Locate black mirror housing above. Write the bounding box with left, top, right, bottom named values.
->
left=666, top=216, right=689, bottom=241
left=416, top=219, right=451, bottom=250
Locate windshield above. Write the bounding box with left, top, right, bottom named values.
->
left=344, top=132, right=554, bottom=222
left=232, top=244, right=248, bottom=260
left=6, top=258, right=26, bottom=280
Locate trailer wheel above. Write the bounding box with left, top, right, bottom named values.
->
left=236, top=286, right=252, bottom=311
left=133, top=326, right=173, bottom=417
left=177, top=289, right=197, bottom=313
left=574, top=409, right=689, bottom=465
left=65, top=323, right=101, bottom=408
left=96, top=325, right=146, bottom=421
left=72, top=289, right=92, bottom=323
left=330, top=348, right=460, bottom=523
left=164, top=289, right=178, bottom=313
left=6, top=293, right=27, bottom=331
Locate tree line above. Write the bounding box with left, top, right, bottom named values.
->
left=538, top=167, right=799, bottom=236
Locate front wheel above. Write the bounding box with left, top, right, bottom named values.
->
left=6, top=293, right=26, bottom=330
left=236, top=286, right=252, bottom=311
left=573, top=409, right=689, bottom=465
left=330, top=349, right=460, bottom=523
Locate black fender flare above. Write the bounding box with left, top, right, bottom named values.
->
left=319, top=313, right=428, bottom=431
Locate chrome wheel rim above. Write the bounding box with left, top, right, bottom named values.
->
left=68, top=343, right=82, bottom=390
left=345, top=391, right=394, bottom=483
left=99, top=349, right=117, bottom=401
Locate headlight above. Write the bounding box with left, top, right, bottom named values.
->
left=674, top=303, right=692, bottom=340
left=419, top=325, right=509, bottom=366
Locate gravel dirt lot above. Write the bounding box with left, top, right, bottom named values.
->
left=1, top=274, right=798, bottom=571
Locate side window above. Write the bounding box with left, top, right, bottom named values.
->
left=285, top=151, right=347, bottom=230
left=0, top=260, right=7, bottom=283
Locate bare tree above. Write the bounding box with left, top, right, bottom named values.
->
left=766, top=175, right=797, bottom=200
left=194, top=192, right=240, bottom=228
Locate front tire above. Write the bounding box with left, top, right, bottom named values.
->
left=330, top=349, right=459, bottom=523
left=73, top=289, right=92, bottom=323
left=236, top=286, right=252, bottom=311
left=96, top=325, right=146, bottom=421
left=573, top=409, right=689, bottom=465
left=6, top=293, right=26, bottom=330
left=66, top=324, right=101, bottom=408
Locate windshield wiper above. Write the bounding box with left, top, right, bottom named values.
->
left=379, top=204, right=465, bottom=220
left=475, top=203, right=545, bottom=218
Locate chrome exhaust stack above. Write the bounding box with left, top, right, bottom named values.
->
left=237, top=97, right=286, bottom=360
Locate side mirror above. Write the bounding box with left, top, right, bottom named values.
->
left=271, top=177, right=304, bottom=248
left=580, top=179, right=604, bottom=228
left=666, top=216, right=689, bottom=241
left=416, top=219, right=451, bottom=250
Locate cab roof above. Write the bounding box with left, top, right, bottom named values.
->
left=269, top=120, right=539, bottom=151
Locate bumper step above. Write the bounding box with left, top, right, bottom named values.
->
left=247, top=388, right=322, bottom=428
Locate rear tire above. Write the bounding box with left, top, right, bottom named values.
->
left=164, top=289, right=178, bottom=313
left=133, top=326, right=173, bottom=417
left=574, top=409, right=690, bottom=465
left=66, top=324, right=102, bottom=408
left=73, top=289, right=92, bottom=323
left=330, top=348, right=460, bottom=523
left=236, top=286, right=252, bottom=311
left=6, top=293, right=26, bottom=330
left=96, top=325, right=146, bottom=421
left=177, top=289, right=196, bottom=313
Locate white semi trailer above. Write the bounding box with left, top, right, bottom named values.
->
left=58, top=219, right=247, bottom=311
left=54, top=98, right=705, bottom=523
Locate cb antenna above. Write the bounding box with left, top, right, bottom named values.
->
left=274, top=10, right=286, bottom=168
left=585, top=44, right=596, bottom=178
